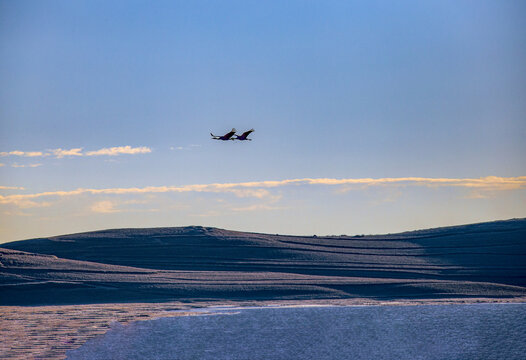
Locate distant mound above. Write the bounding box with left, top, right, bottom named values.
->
left=1, top=219, right=525, bottom=305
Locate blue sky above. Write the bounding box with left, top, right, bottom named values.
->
left=1, top=0, right=525, bottom=242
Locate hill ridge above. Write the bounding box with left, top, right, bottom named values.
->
left=1, top=218, right=525, bottom=305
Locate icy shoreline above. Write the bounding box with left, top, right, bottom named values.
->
left=2, top=298, right=525, bottom=360
left=66, top=302, right=526, bottom=360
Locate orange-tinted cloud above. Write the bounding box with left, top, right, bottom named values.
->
left=84, top=146, right=151, bottom=156
left=91, top=200, right=119, bottom=213
left=0, top=150, right=45, bottom=157
left=0, top=146, right=152, bottom=159
left=52, top=148, right=83, bottom=158
left=0, top=185, right=25, bottom=190
left=1, top=176, right=524, bottom=207
left=11, top=163, right=42, bottom=168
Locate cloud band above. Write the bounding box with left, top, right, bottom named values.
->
left=1, top=176, right=524, bottom=207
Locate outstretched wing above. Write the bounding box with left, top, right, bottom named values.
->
left=241, top=129, right=254, bottom=138
left=223, top=128, right=236, bottom=140
left=235, top=128, right=254, bottom=140
left=211, top=128, right=236, bottom=140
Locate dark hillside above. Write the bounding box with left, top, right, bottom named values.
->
left=4, top=219, right=526, bottom=285
left=1, top=219, right=525, bottom=305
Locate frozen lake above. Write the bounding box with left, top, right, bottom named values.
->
left=67, top=303, right=526, bottom=360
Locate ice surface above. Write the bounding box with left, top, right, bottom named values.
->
left=67, top=303, right=526, bottom=360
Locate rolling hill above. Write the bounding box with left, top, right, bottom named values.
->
left=1, top=219, right=525, bottom=305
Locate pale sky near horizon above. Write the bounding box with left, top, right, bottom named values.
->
left=1, top=0, right=525, bottom=242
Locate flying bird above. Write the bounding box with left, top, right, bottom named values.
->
left=210, top=128, right=237, bottom=141
left=234, top=129, right=255, bottom=141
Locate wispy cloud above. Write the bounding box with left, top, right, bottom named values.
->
left=0, top=151, right=45, bottom=157
left=295, top=176, right=526, bottom=191
left=2, top=210, right=32, bottom=217
left=231, top=204, right=287, bottom=212
left=11, top=163, right=42, bottom=168
left=1, top=176, right=524, bottom=208
left=170, top=144, right=201, bottom=151
left=229, top=188, right=276, bottom=199
left=85, top=146, right=151, bottom=156
left=91, top=200, right=160, bottom=213
left=465, top=191, right=491, bottom=199
left=0, top=186, right=25, bottom=190
left=0, top=146, right=152, bottom=159
left=5, top=199, right=51, bottom=208
left=91, top=200, right=119, bottom=213
left=52, top=148, right=83, bottom=158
